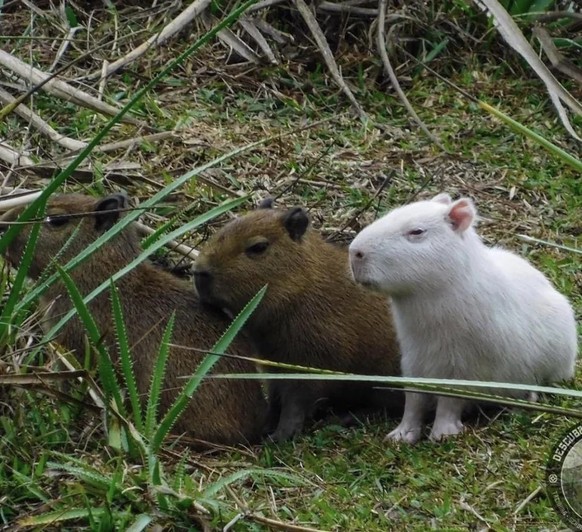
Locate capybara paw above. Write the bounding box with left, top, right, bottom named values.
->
left=429, top=420, right=464, bottom=442
left=385, top=424, right=422, bottom=444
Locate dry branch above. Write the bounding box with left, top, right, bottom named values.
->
left=0, top=142, right=34, bottom=168
left=239, top=17, right=278, bottom=64
left=202, top=13, right=261, bottom=63
left=252, top=18, right=293, bottom=44
left=0, top=87, right=88, bottom=152
left=533, top=26, right=582, bottom=85
left=376, top=0, right=444, bottom=149
left=0, top=190, right=200, bottom=261
left=0, top=49, right=144, bottom=127
left=317, top=1, right=379, bottom=16
left=92, top=0, right=212, bottom=80
left=293, top=0, right=368, bottom=122
left=70, top=131, right=177, bottom=155
left=247, top=0, right=287, bottom=13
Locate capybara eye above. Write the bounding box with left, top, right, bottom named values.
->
left=45, top=215, right=70, bottom=228
left=245, top=241, right=269, bottom=255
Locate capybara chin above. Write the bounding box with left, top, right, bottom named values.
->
left=194, top=201, right=403, bottom=442
left=350, top=193, right=578, bottom=444
left=0, top=193, right=267, bottom=446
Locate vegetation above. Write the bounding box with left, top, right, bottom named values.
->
left=0, top=1, right=580, bottom=529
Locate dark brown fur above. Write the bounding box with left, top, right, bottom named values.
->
left=194, top=205, right=402, bottom=442
left=1, top=193, right=267, bottom=446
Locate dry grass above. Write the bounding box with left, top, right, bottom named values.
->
left=0, top=1, right=580, bottom=529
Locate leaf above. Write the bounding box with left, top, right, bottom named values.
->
left=64, top=4, right=78, bottom=27
left=126, top=515, right=153, bottom=532
left=150, top=285, right=268, bottom=452
left=474, top=0, right=582, bottom=140
left=110, top=281, right=143, bottom=432
left=211, top=371, right=582, bottom=397
left=145, top=313, right=175, bottom=438
left=46, top=460, right=111, bottom=491
left=0, top=198, right=45, bottom=342
left=478, top=100, right=582, bottom=172
left=202, top=468, right=305, bottom=498
left=18, top=508, right=107, bottom=527
left=55, top=265, right=124, bottom=417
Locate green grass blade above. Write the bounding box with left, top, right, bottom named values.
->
left=202, top=468, right=304, bottom=498
left=126, top=515, right=153, bottom=532
left=110, top=281, right=143, bottom=432
left=209, top=371, right=582, bottom=399
left=18, top=508, right=107, bottom=527
left=479, top=100, right=582, bottom=172
left=55, top=265, right=124, bottom=416
left=0, top=198, right=45, bottom=340
left=150, top=285, right=268, bottom=452
left=46, top=460, right=111, bottom=491
left=145, top=312, right=175, bottom=438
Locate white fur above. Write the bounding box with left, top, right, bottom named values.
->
left=349, top=194, right=578, bottom=444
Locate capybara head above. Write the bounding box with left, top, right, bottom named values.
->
left=1, top=193, right=138, bottom=279
left=194, top=202, right=314, bottom=315
left=349, top=193, right=477, bottom=295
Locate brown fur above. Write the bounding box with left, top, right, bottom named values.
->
left=1, top=193, right=267, bottom=446
left=194, top=205, right=403, bottom=442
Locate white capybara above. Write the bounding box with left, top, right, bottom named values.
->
left=349, top=193, right=578, bottom=444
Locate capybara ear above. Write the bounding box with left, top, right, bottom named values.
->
left=431, top=193, right=452, bottom=205
left=258, top=197, right=275, bottom=209
left=282, top=207, right=309, bottom=241
left=447, top=198, right=475, bottom=233
left=94, top=193, right=128, bottom=232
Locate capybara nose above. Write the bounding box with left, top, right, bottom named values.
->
left=350, top=248, right=365, bottom=261
left=193, top=269, right=212, bottom=298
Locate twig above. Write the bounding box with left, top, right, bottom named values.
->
left=202, top=13, right=261, bottom=63
left=252, top=18, right=293, bottom=44
left=0, top=142, right=35, bottom=167
left=0, top=189, right=200, bottom=260
left=92, top=0, right=212, bottom=80
left=136, top=223, right=199, bottom=259
left=534, top=11, right=582, bottom=23
left=317, top=1, right=379, bottom=16
left=293, top=0, right=368, bottom=122
left=376, top=0, right=444, bottom=149
left=239, top=17, right=278, bottom=64
left=69, top=131, right=177, bottom=155
left=0, top=87, right=87, bottom=151
left=533, top=26, right=582, bottom=85
left=247, top=0, right=287, bottom=13
left=247, top=514, right=328, bottom=532
left=514, top=486, right=542, bottom=514
left=0, top=191, right=42, bottom=210
left=325, top=171, right=393, bottom=242
left=0, top=49, right=144, bottom=127
left=48, top=26, right=82, bottom=72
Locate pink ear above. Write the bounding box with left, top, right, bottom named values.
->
left=447, top=198, right=475, bottom=233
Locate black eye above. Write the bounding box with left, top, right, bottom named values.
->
left=246, top=241, right=269, bottom=255
left=45, top=215, right=70, bottom=227
left=408, top=228, right=425, bottom=236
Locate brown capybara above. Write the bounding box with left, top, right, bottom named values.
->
left=193, top=201, right=403, bottom=442
left=0, top=193, right=267, bottom=446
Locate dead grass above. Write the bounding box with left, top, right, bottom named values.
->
left=0, top=1, right=580, bottom=530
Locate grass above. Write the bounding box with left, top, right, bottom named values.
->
left=1, top=2, right=581, bottom=530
